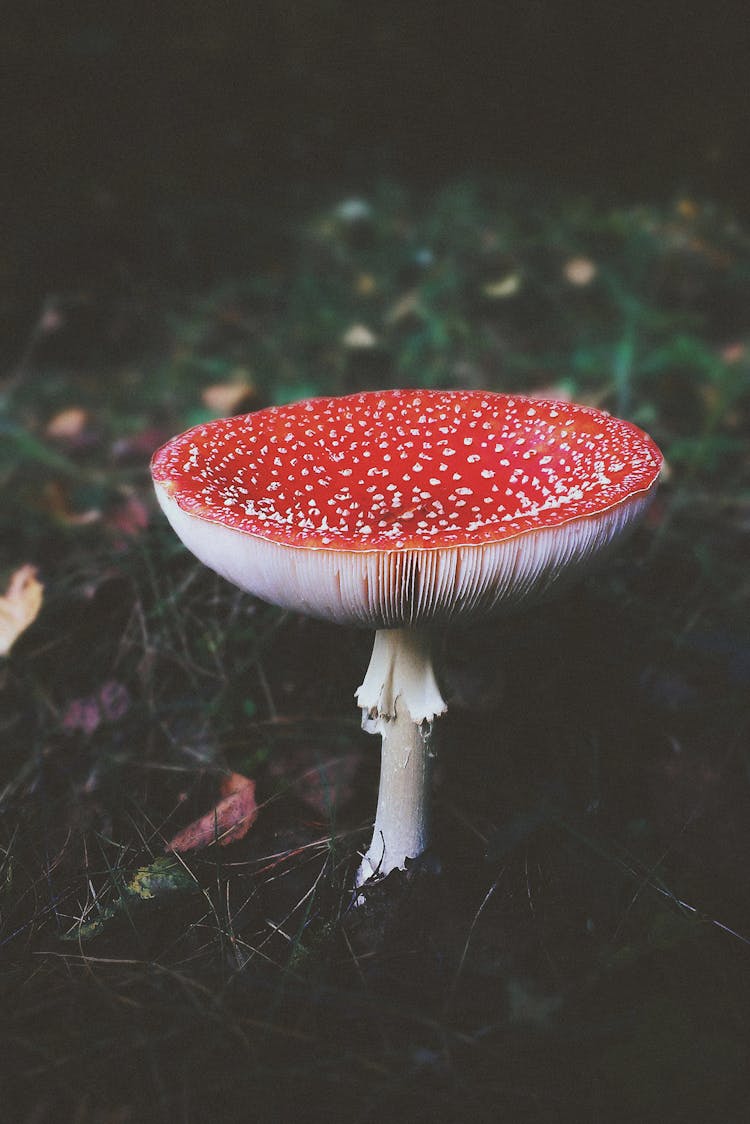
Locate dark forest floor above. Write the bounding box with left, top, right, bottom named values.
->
left=2, top=182, right=750, bottom=1123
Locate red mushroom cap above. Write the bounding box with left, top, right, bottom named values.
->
left=152, top=389, right=662, bottom=625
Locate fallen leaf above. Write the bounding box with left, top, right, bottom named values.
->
left=45, top=407, right=89, bottom=440
left=202, top=377, right=257, bottom=415
left=61, top=696, right=101, bottom=735
left=167, top=772, right=258, bottom=852
left=385, top=289, right=423, bottom=325
left=106, top=490, right=149, bottom=540
left=0, top=565, right=44, bottom=657
left=41, top=480, right=101, bottom=526
left=268, top=746, right=365, bottom=816
left=61, top=679, right=131, bottom=734
left=720, top=342, right=745, bottom=365
left=342, top=323, right=377, bottom=349
left=676, top=197, right=699, bottom=221
left=686, top=235, right=733, bottom=268
left=355, top=273, right=377, bottom=296
left=563, top=256, right=597, bottom=286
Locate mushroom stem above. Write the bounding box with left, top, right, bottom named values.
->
left=355, top=628, right=447, bottom=885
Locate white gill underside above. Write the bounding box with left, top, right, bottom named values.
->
left=156, top=484, right=653, bottom=628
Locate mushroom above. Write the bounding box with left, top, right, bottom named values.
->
left=151, top=389, right=662, bottom=887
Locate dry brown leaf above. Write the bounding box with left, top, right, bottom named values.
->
left=676, top=197, right=699, bottom=221
left=61, top=680, right=131, bottom=735
left=563, top=256, right=597, bottom=286
left=385, top=289, right=422, bottom=325
left=45, top=407, right=89, bottom=439
left=106, top=490, right=149, bottom=540
left=268, top=747, right=365, bottom=817
left=720, top=342, right=745, bottom=365
left=41, top=480, right=101, bottom=526
left=0, top=565, right=44, bottom=657
left=202, top=376, right=256, bottom=416
left=166, top=773, right=258, bottom=852
left=355, top=272, right=377, bottom=297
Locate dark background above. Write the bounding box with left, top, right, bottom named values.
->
left=3, top=9, right=750, bottom=1121
left=2, top=2, right=749, bottom=302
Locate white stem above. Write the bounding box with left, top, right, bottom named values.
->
left=356, top=627, right=447, bottom=727
left=355, top=628, right=447, bottom=886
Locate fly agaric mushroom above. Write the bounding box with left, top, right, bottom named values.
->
left=151, top=389, right=662, bottom=886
